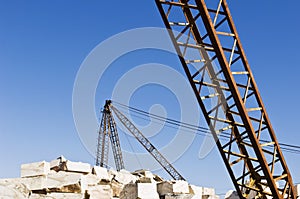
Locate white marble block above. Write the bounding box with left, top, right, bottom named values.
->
left=157, top=180, right=189, bottom=195
left=202, top=187, right=215, bottom=196
left=87, top=184, right=112, bottom=199
left=164, top=194, right=194, bottom=199
left=21, top=161, right=50, bottom=178
left=92, top=166, right=110, bottom=182
left=0, top=179, right=31, bottom=199
left=114, top=169, right=138, bottom=185
left=29, top=193, right=85, bottom=199
left=46, top=171, right=87, bottom=193
left=189, top=185, right=203, bottom=199
left=120, top=183, right=159, bottom=199
left=63, top=160, right=91, bottom=174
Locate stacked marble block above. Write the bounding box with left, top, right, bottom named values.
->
left=22, top=156, right=111, bottom=198
left=0, top=157, right=220, bottom=199
left=0, top=156, right=113, bottom=198
left=119, top=170, right=219, bottom=199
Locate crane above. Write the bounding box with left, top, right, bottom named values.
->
left=155, top=0, right=295, bottom=198
left=96, top=100, right=125, bottom=171
left=96, top=100, right=185, bottom=180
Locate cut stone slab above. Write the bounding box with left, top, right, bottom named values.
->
left=21, top=161, right=50, bottom=178
left=46, top=171, right=87, bottom=193
left=120, top=182, right=159, bottom=199
left=92, top=166, right=110, bottom=182
left=87, top=184, right=112, bottom=199
left=29, top=193, right=85, bottom=199
left=0, top=179, right=31, bottom=199
left=157, top=180, right=189, bottom=195
left=189, top=185, right=202, bottom=199
left=0, top=177, right=46, bottom=192
left=62, top=160, right=91, bottom=174
left=21, top=175, right=47, bottom=191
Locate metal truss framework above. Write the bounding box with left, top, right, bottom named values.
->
left=110, top=103, right=185, bottom=181
left=96, top=100, right=125, bottom=171
left=155, top=0, right=295, bottom=198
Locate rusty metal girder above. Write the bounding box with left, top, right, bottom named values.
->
left=155, top=0, right=295, bottom=198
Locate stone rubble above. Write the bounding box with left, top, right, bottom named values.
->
left=0, top=156, right=220, bottom=198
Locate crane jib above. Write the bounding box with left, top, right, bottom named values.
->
left=155, top=0, right=296, bottom=198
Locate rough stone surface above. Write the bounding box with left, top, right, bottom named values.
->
left=46, top=171, right=87, bottom=193
left=153, top=174, right=164, bottom=182
left=202, top=187, right=215, bottom=196
left=114, top=169, right=138, bottom=185
left=120, top=182, right=159, bottom=199
left=87, top=184, right=112, bottom=199
left=0, top=177, right=46, bottom=192
left=49, top=159, right=61, bottom=171
left=163, top=194, right=193, bottom=199
left=111, top=180, right=123, bottom=197
left=189, top=185, right=202, bottom=199
left=63, top=160, right=91, bottom=174
left=85, top=173, right=101, bottom=186
left=133, top=169, right=163, bottom=183
left=21, top=176, right=47, bottom=191
left=0, top=156, right=226, bottom=199
left=29, top=193, right=85, bottom=199
left=108, top=169, right=118, bottom=181
left=137, top=176, right=154, bottom=183
left=157, top=180, right=190, bottom=195
left=0, top=179, right=31, bottom=199
left=132, top=169, right=154, bottom=178
left=92, top=166, right=110, bottom=182
left=21, top=161, right=50, bottom=178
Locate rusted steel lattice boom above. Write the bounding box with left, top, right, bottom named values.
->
left=155, top=0, right=295, bottom=198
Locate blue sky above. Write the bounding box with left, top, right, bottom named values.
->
left=1, top=0, right=300, bottom=196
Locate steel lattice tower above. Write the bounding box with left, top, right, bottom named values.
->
left=96, top=100, right=125, bottom=171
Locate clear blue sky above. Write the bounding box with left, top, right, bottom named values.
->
left=1, top=0, right=300, bottom=196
